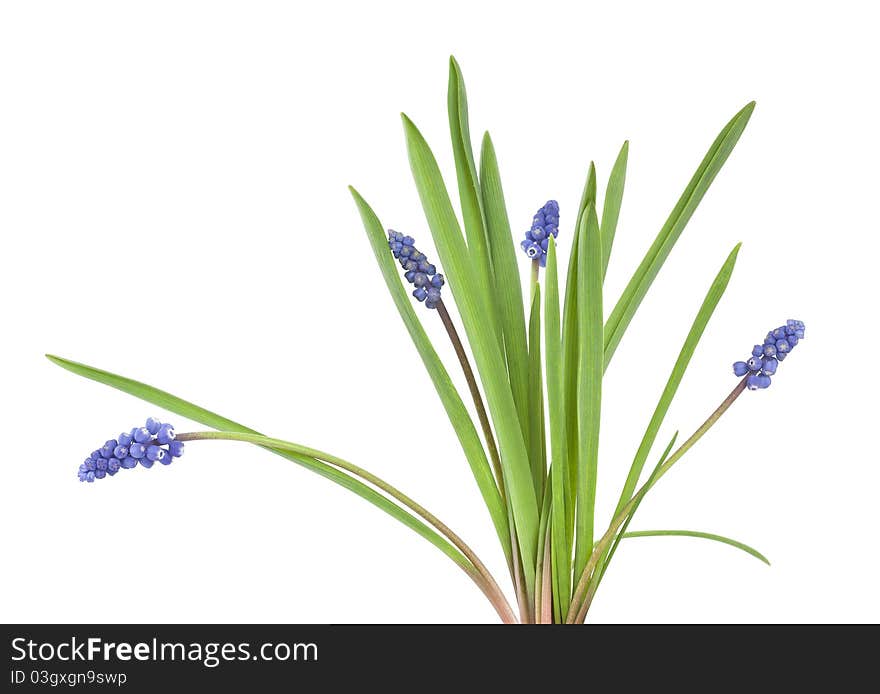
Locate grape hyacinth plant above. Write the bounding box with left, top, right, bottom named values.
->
left=49, top=58, right=806, bottom=623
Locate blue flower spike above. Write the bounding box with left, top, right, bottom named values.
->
left=520, top=200, right=559, bottom=267
left=388, top=230, right=444, bottom=309
left=734, top=320, right=805, bottom=390
left=78, top=417, right=183, bottom=482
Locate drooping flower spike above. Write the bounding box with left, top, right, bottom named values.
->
left=733, top=319, right=805, bottom=390
left=520, top=200, right=559, bottom=267
left=387, top=230, right=445, bottom=309
left=78, top=417, right=184, bottom=482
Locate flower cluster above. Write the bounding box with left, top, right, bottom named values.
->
left=78, top=417, right=184, bottom=482
left=388, top=230, right=445, bottom=309
left=733, top=320, right=805, bottom=390
left=520, top=200, right=559, bottom=267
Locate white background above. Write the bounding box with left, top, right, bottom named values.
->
left=1, top=1, right=877, bottom=624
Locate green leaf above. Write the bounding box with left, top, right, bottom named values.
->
left=600, top=141, right=629, bottom=279
left=595, top=431, right=678, bottom=588
left=534, top=468, right=553, bottom=620
left=576, top=161, right=597, bottom=231
left=402, top=114, right=539, bottom=594
left=544, top=238, right=571, bottom=619
left=480, top=132, right=530, bottom=447
left=560, top=216, right=583, bottom=547
left=350, top=188, right=510, bottom=559
left=591, top=427, right=766, bottom=598
left=527, top=285, right=546, bottom=499
left=621, top=530, right=770, bottom=565
left=573, top=203, right=603, bottom=580
left=613, top=244, right=741, bottom=516
left=594, top=244, right=740, bottom=585
left=45, top=354, right=472, bottom=572
left=447, top=58, right=500, bottom=352
left=565, top=161, right=597, bottom=545
left=604, top=102, right=755, bottom=368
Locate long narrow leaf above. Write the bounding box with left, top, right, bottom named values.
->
left=534, top=471, right=553, bottom=621
left=613, top=243, right=741, bottom=515
left=527, top=285, right=545, bottom=499
left=45, top=355, right=472, bottom=571
left=561, top=216, right=584, bottom=547
left=351, top=188, right=510, bottom=557
left=564, top=160, right=597, bottom=544
left=447, top=58, right=500, bottom=351
left=596, top=431, right=678, bottom=588
left=604, top=102, right=755, bottom=368
left=600, top=141, right=629, bottom=278
left=621, top=530, right=770, bottom=565
left=576, top=161, right=597, bottom=231
left=402, top=115, right=540, bottom=593
left=544, top=238, right=571, bottom=619
left=480, top=132, right=530, bottom=446
left=573, top=203, right=603, bottom=579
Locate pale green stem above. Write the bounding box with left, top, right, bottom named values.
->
left=175, top=430, right=518, bottom=624
left=566, top=377, right=749, bottom=623
left=507, top=510, right=532, bottom=624
left=533, top=469, right=553, bottom=622
left=530, top=259, right=540, bottom=298
left=538, top=522, right=553, bottom=624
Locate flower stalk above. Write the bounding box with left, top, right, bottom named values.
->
left=567, top=376, right=749, bottom=623
left=435, top=299, right=504, bottom=495
left=175, top=430, right=518, bottom=624
left=435, top=298, right=534, bottom=621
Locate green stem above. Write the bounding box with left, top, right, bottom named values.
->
left=435, top=299, right=530, bottom=618
left=176, top=430, right=518, bottom=624
left=655, top=377, right=748, bottom=477
left=436, top=300, right=504, bottom=496
left=507, top=509, right=532, bottom=624
left=567, top=376, right=748, bottom=623
left=530, top=259, right=540, bottom=298
left=537, top=521, right=553, bottom=624
left=591, top=433, right=677, bottom=593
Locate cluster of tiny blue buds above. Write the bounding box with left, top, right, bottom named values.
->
left=733, top=319, right=805, bottom=390
left=388, top=230, right=445, bottom=309
left=78, top=417, right=184, bottom=482
left=520, top=200, right=559, bottom=267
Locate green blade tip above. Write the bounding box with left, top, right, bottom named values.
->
left=738, top=101, right=756, bottom=121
